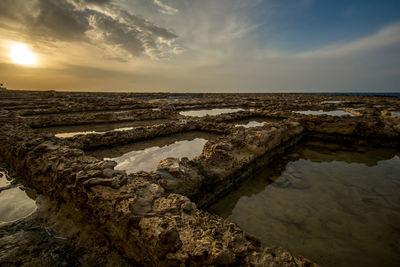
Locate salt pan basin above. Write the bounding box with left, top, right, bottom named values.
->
left=209, top=140, right=400, bottom=267
left=90, top=131, right=218, bottom=174
left=0, top=170, right=37, bottom=225
left=294, top=109, right=353, bottom=116
left=179, top=108, right=244, bottom=117
left=38, top=119, right=171, bottom=138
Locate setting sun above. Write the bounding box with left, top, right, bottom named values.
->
left=10, top=43, right=36, bottom=66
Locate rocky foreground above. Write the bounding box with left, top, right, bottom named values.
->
left=0, top=90, right=399, bottom=266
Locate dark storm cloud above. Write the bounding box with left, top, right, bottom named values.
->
left=0, top=0, right=178, bottom=58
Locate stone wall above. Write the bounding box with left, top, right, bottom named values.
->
left=0, top=115, right=314, bottom=266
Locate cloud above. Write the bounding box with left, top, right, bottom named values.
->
left=32, top=0, right=89, bottom=41
left=82, top=0, right=111, bottom=4
left=226, top=23, right=400, bottom=92
left=1, top=0, right=399, bottom=92
left=153, top=22, right=400, bottom=93
left=146, top=0, right=263, bottom=62
left=0, top=61, right=154, bottom=91
left=0, top=0, right=178, bottom=59
left=153, top=0, right=179, bottom=15
left=296, top=23, right=400, bottom=58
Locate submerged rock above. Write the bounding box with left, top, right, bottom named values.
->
left=157, top=157, right=182, bottom=173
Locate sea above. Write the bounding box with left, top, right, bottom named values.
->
left=308, top=92, right=400, bottom=98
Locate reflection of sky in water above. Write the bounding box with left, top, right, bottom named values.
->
left=229, top=117, right=281, bottom=127
left=113, top=127, right=134, bottom=132
left=235, top=121, right=266, bottom=128
left=294, top=109, right=353, bottom=116
left=179, top=108, right=244, bottom=117
left=0, top=187, right=37, bottom=224
left=108, top=138, right=208, bottom=173
left=0, top=171, right=11, bottom=187
left=55, top=127, right=136, bottom=138
left=322, top=100, right=342, bottom=104
left=391, top=111, right=400, bottom=117
left=38, top=119, right=170, bottom=138
left=209, top=142, right=400, bottom=267
left=56, top=131, right=99, bottom=138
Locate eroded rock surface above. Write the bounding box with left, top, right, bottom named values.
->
left=1, top=90, right=399, bottom=266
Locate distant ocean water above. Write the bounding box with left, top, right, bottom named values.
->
left=309, top=92, right=400, bottom=98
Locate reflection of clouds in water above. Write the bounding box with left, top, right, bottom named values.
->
left=391, top=111, right=400, bottom=117
left=56, top=131, right=99, bottom=138
left=180, top=108, right=244, bottom=117
left=294, top=110, right=353, bottom=116
left=0, top=170, right=11, bottom=187
left=211, top=153, right=400, bottom=267
left=55, top=127, right=138, bottom=138
left=0, top=187, right=37, bottom=223
left=235, top=121, right=266, bottom=128
left=322, top=100, right=342, bottom=104
left=49, top=119, right=170, bottom=138
left=113, top=127, right=134, bottom=132
left=108, top=138, right=207, bottom=173
left=55, top=127, right=137, bottom=137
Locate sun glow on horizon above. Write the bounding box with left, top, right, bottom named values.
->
left=10, top=43, right=36, bottom=66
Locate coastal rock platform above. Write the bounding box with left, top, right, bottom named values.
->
left=1, top=90, right=399, bottom=266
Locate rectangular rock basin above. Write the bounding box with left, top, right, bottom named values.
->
left=89, top=131, right=219, bottom=174
left=0, top=168, right=37, bottom=225
left=294, top=110, right=353, bottom=116
left=36, top=119, right=172, bottom=138
left=179, top=108, right=245, bottom=117
left=208, top=139, right=400, bottom=267
left=230, top=117, right=282, bottom=128
left=391, top=111, right=400, bottom=117
left=322, top=100, right=342, bottom=104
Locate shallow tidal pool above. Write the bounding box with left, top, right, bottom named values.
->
left=208, top=140, right=400, bottom=267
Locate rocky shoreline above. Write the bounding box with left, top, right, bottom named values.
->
left=1, top=90, right=399, bottom=266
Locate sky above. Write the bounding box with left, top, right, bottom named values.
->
left=0, top=0, right=399, bottom=92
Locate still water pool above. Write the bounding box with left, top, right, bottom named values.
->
left=391, top=111, right=400, bottom=117
left=208, top=140, right=400, bottom=267
left=37, top=119, right=171, bottom=138
left=179, top=108, right=244, bottom=117
left=90, top=131, right=218, bottom=174
left=0, top=169, right=37, bottom=225
left=294, top=110, right=353, bottom=116
left=322, top=100, right=343, bottom=104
